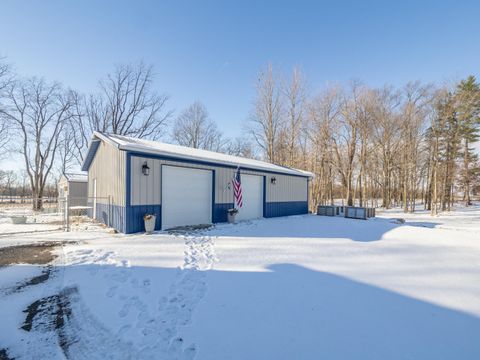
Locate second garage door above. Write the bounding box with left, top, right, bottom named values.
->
left=161, top=165, right=212, bottom=230
left=236, top=174, right=264, bottom=221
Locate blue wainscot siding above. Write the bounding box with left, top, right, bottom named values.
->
left=123, top=203, right=232, bottom=233
left=265, top=201, right=308, bottom=218
left=86, top=202, right=93, bottom=218
left=213, top=203, right=234, bottom=223
left=88, top=202, right=127, bottom=233
left=90, top=201, right=307, bottom=233
left=110, top=205, right=127, bottom=233
left=125, top=205, right=162, bottom=234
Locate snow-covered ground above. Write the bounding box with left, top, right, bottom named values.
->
left=377, top=203, right=480, bottom=232
left=1, top=205, right=480, bottom=359
left=0, top=207, right=63, bottom=235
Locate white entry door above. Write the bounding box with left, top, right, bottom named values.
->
left=236, top=174, right=264, bottom=221
left=161, top=165, right=212, bottom=230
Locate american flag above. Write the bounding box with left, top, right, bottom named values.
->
left=233, top=167, right=243, bottom=208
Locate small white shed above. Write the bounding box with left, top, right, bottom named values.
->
left=58, top=173, right=88, bottom=207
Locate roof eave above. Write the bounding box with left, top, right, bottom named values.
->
left=81, top=139, right=102, bottom=171
left=119, top=144, right=311, bottom=177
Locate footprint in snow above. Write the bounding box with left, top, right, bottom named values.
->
left=118, top=303, right=130, bottom=318
left=183, top=344, right=197, bottom=360
left=168, top=338, right=197, bottom=360
left=129, top=278, right=151, bottom=294
left=110, top=268, right=130, bottom=283
left=88, top=266, right=100, bottom=275
left=142, top=279, right=151, bottom=294
left=106, top=286, right=118, bottom=298
left=97, top=251, right=116, bottom=264
left=77, top=249, right=94, bottom=255
left=121, top=259, right=131, bottom=267
left=117, top=324, right=132, bottom=336
left=168, top=337, right=184, bottom=355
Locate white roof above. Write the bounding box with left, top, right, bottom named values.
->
left=63, top=173, right=88, bottom=182
left=93, top=132, right=313, bottom=177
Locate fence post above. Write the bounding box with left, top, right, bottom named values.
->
left=66, top=195, right=70, bottom=232
left=108, top=195, right=111, bottom=228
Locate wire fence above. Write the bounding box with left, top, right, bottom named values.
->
left=60, top=196, right=111, bottom=231
left=0, top=195, right=111, bottom=234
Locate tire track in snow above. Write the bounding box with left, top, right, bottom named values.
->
left=58, top=286, right=138, bottom=360
left=2, top=241, right=70, bottom=359
left=6, top=233, right=217, bottom=360
left=4, top=243, right=142, bottom=359
left=19, top=246, right=138, bottom=360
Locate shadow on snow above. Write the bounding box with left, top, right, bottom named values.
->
left=2, top=262, right=479, bottom=359
left=203, top=215, right=442, bottom=242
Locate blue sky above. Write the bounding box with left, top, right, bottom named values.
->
left=1, top=0, right=479, bottom=167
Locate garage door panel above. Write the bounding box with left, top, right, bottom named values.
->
left=162, top=166, right=212, bottom=229
left=236, top=174, right=264, bottom=221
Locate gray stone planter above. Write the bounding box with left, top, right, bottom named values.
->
left=144, top=215, right=156, bottom=234
left=11, top=216, right=27, bottom=224
left=227, top=213, right=236, bottom=224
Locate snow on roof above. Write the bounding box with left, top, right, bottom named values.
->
left=93, top=132, right=313, bottom=177
left=63, top=173, right=88, bottom=182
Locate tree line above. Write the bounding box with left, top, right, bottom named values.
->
left=0, top=169, right=57, bottom=203
left=0, top=57, right=479, bottom=213
left=250, top=64, right=480, bottom=214
left=0, top=59, right=254, bottom=209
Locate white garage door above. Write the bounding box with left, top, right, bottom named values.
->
left=236, top=174, right=264, bottom=221
left=161, top=165, right=212, bottom=230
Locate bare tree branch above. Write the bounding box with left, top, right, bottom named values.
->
left=69, top=62, right=173, bottom=165
left=2, top=77, right=73, bottom=209
left=172, top=101, right=226, bottom=151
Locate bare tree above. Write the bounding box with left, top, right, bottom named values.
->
left=223, top=136, right=256, bottom=158
left=0, top=170, right=17, bottom=202
left=172, top=102, right=225, bottom=151
left=0, top=58, right=13, bottom=156
left=0, top=170, right=8, bottom=201
left=307, top=85, right=342, bottom=208
left=66, top=91, right=91, bottom=165
left=370, top=86, right=401, bottom=208
left=0, top=59, right=10, bottom=90
left=281, top=67, right=308, bottom=167
left=18, top=169, right=29, bottom=202
left=1, top=77, right=74, bottom=210
left=57, top=123, right=78, bottom=176
left=70, top=62, right=172, bottom=164
left=331, top=82, right=367, bottom=206
left=101, top=62, right=172, bottom=137
left=399, top=82, right=431, bottom=212
left=426, top=89, right=450, bottom=215
left=249, top=63, right=283, bottom=163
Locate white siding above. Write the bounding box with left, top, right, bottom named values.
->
left=130, top=155, right=308, bottom=206
left=87, top=142, right=126, bottom=206
left=130, top=156, right=161, bottom=206
left=68, top=181, right=88, bottom=199
left=266, top=174, right=308, bottom=202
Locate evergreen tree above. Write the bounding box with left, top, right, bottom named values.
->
left=455, top=76, right=480, bottom=205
